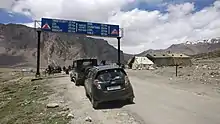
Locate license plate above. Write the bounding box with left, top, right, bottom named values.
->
left=107, top=86, right=121, bottom=91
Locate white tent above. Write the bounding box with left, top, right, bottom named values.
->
left=131, top=56, right=154, bottom=70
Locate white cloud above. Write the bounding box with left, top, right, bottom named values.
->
left=1, top=0, right=220, bottom=54
left=0, top=0, right=15, bottom=9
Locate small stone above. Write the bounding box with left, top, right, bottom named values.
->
left=85, top=116, right=92, bottom=122
left=43, top=92, right=47, bottom=95
left=7, top=97, right=12, bottom=100
left=46, top=103, right=59, bottom=108
left=33, top=86, right=39, bottom=90
left=63, top=107, right=70, bottom=111
left=196, top=92, right=202, bottom=96
left=202, top=65, right=208, bottom=69
left=67, top=113, right=74, bottom=119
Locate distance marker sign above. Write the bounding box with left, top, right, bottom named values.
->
left=41, top=18, right=120, bottom=38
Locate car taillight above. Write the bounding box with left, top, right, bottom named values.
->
left=94, top=80, right=102, bottom=89
left=125, top=76, right=130, bottom=85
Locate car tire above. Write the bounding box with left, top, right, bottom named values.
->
left=85, top=89, right=89, bottom=98
left=75, top=79, right=80, bottom=86
left=127, top=97, right=134, bottom=104
left=75, top=82, right=80, bottom=86
left=70, top=77, right=73, bottom=82
left=91, top=97, right=99, bottom=109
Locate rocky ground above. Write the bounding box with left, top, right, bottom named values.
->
left=150, top=57, right=220, bottom=97
left=153, top=57, right=220, bottom=85
left=0, top=69, right=71, bottom=124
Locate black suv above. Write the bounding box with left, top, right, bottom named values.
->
left=70, top=58, right=98, bottom=86
left=84, top=65, right=135, bottom=109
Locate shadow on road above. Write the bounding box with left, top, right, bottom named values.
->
left=96, top=100, right=135, bottom=110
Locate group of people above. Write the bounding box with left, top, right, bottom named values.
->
left=45, top=65, right=73, bottom=75
left=62, top=65, right=72, bottom=74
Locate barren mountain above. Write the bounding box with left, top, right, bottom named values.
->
left=0, top=24, right=129, bottom=68
left=138, top=39, right=220, bottom=56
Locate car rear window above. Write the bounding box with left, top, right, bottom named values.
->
left=82, top=61, right=93, bottom=66
left=96, top=69, right=126, bottom=82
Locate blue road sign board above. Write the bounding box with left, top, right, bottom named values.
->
left=41, top=18, right=120, bottom=37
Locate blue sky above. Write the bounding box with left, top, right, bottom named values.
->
left=0, top=8, right=32, bottom=24
left=123, top=0, right=216, bottom=12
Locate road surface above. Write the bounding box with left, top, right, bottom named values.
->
left=51, top=70, right=220, bottom=124
left=126, top=70, right=220, bottom=124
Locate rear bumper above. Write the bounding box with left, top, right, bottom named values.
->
left=92, top=86, right=135, bottom=102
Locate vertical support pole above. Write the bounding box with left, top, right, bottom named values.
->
left=36, top=30, right=41, bottom=77
left=117, top=37, right=121, bottom=66
left=176, top=65, right=178, bottom=77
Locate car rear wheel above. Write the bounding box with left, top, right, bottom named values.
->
left=75, top=83, right=80, bottom=86
left=91, top=97, right=99, bottom=109
left=75, top=79, right=80, bottom=86
left=70, top=77, right=73, bottom=82
left=85, top=89, right=89, bottom=98
left=127, top=97, right=134, bottom=104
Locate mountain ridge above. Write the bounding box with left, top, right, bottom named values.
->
left=0, top=23, right=129, bottom=67
left=137, top=38, right=220, bottom=57
left=1, top=23, right=220, bottom=68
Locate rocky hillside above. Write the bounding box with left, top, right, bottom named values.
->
left=0, top=24, right=129, bottom=67
left=138, top=39, right=220, bottom=56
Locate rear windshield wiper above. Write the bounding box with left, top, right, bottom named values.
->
left=111, top=76, right=121, bottom=81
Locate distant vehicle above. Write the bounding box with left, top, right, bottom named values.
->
left=84, top=65, right=135, bottom=109
left=70, top=58, right=98, bottom=86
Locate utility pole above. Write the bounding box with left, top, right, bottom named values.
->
left=35, top=30, right=41, bottom=77
left=117, top=36, right=121, bottom=66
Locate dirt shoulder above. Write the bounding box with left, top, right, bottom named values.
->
left=0, top=69, right=71, bottom=124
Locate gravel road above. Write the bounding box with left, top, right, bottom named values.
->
left=50, top=70, right=220, bottom=124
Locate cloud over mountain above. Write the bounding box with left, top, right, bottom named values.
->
left=0, top=0, right=220, bottom=54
